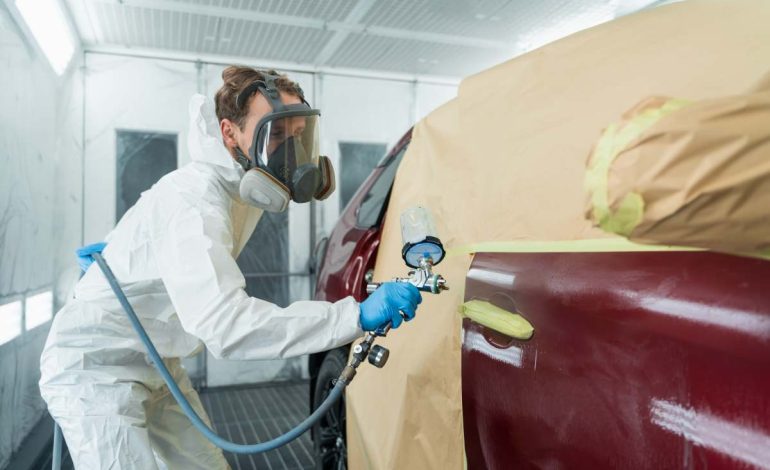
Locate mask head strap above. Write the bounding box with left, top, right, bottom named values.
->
left=234, top=146, right=253, bottom=172
left=235, top=73, right=309, bottom=113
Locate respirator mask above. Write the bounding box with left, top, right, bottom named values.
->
left=235, top=74, right=335, bottom=212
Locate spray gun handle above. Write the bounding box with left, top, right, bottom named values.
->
left=374, top=323, right=392, bottom=337
left=366, top=276, right=448, bottom=295
left=365, top=282, right=382, bottom=294
left=365, top=274, right=448, bottom=336
left=366, top=278, right=417, bottom=294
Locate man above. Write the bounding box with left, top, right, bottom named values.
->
left=39, top=66, right=421, bottom=469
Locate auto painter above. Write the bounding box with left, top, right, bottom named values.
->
left=39, top=66, right=421, bottom=469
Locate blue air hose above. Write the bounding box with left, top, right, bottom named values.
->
left=89, top=252, right=347, bottom=454
left=51, top=423, right=62, bottom=470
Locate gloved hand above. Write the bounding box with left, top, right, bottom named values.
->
left=359, top=282, right=422, bottom=331
left=76, top=242, right=107, bottom=273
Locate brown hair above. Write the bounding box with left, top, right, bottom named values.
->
left=214, top=66, right=304, bottom=129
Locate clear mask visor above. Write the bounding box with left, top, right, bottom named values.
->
left=256, top=114, right=320, bottom=183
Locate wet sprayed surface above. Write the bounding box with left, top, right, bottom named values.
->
left=462, top=251, right=770, bottom=469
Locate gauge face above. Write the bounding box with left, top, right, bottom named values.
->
left=404, top=240, right=445, bottom=267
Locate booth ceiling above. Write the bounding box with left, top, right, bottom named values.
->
left=66, top=0, right=663, bottom=77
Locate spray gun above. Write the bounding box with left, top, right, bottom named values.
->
left=366, top=206, right=448, bottom=298
left=337, top=207, right=449, bottom=384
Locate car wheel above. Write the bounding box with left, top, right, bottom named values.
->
left=312, top=348, right=348, bottom=470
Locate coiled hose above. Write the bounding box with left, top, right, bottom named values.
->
left=91, top=252, right=347, bottom=453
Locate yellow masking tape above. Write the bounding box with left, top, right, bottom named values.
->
left=447, top=238, right=701, bottom=256
left=584, top=98, right=690, bottom=234
left=606, top=192, right=645, bottom=237
left=460, top=300, right=534, bottom=340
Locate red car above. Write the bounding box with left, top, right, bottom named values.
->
left=310, top=130, right=770, bottom=469
left=462, top=251, right=770, bottom=469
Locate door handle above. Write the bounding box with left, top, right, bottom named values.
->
left=460, top=300, right=534, bottom=340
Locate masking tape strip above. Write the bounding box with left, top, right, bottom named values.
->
left=447, top=238, right=702, bottom=256
left=584, top=98, right=691, bottom=235
left=460, top=300, right=534, bottom=340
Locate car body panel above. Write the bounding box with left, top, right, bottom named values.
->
left=462, top=251, right=770, bottom=469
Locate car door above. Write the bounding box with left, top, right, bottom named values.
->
left=461, top=250, right=770, bottom=469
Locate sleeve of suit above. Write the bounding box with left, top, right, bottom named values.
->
left=152, top=198, right=362, bottom=360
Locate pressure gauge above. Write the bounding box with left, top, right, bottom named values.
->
left=400, top=206, right=445, bottom=268
left=402, top=236, right=445, bottom=268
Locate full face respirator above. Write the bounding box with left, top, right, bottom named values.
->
left=234, top=73, right=335, bottom=212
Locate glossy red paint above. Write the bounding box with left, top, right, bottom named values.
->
left=314, top=213, right=381, bottom=303
left=314, top=167, right=384, bottom=302
left=314, top=131, right=412, bottom=303
left=462, top=251, right=770, bottom=469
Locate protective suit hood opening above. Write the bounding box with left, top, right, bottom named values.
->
left=187, top=94, right=242, bottom=171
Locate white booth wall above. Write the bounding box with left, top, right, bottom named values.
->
left=0, top=7, right=84, bottom=467
left=82, top=54, right=199, bottom=242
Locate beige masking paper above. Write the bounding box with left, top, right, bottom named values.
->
left=585, top=83, right=770, bottom=256
left=346, top=1, right=770, bottom=468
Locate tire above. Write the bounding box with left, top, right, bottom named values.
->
left=312, top=347, right=348, bottom=470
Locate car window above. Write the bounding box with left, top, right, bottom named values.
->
left=356, top=145, right=408, bottom=228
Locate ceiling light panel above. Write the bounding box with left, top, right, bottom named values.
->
left=15, top=0, right=77, bottom=74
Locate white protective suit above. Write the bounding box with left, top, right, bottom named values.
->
left=39, top=95, right=362, bottom=470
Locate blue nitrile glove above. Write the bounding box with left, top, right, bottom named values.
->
left=359, top=282, right=422, bottom=331
left=76, top=242, right=107, bottom=273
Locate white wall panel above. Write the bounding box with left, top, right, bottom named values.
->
left=0, top=30, right=57, bottom=299
left=83, top=54, right=198, bottom=242
left=54, top=58, right=86, bottom=309
left=317, top=74, right=411, bottom=235
left=415, top=82, right=456, bottom=121
left=0, top=7, right=84, bottom=467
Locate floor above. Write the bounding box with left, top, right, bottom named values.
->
left=201, top=381, right=316, bottom=470
left=35, top=381, right=316, bottom=470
